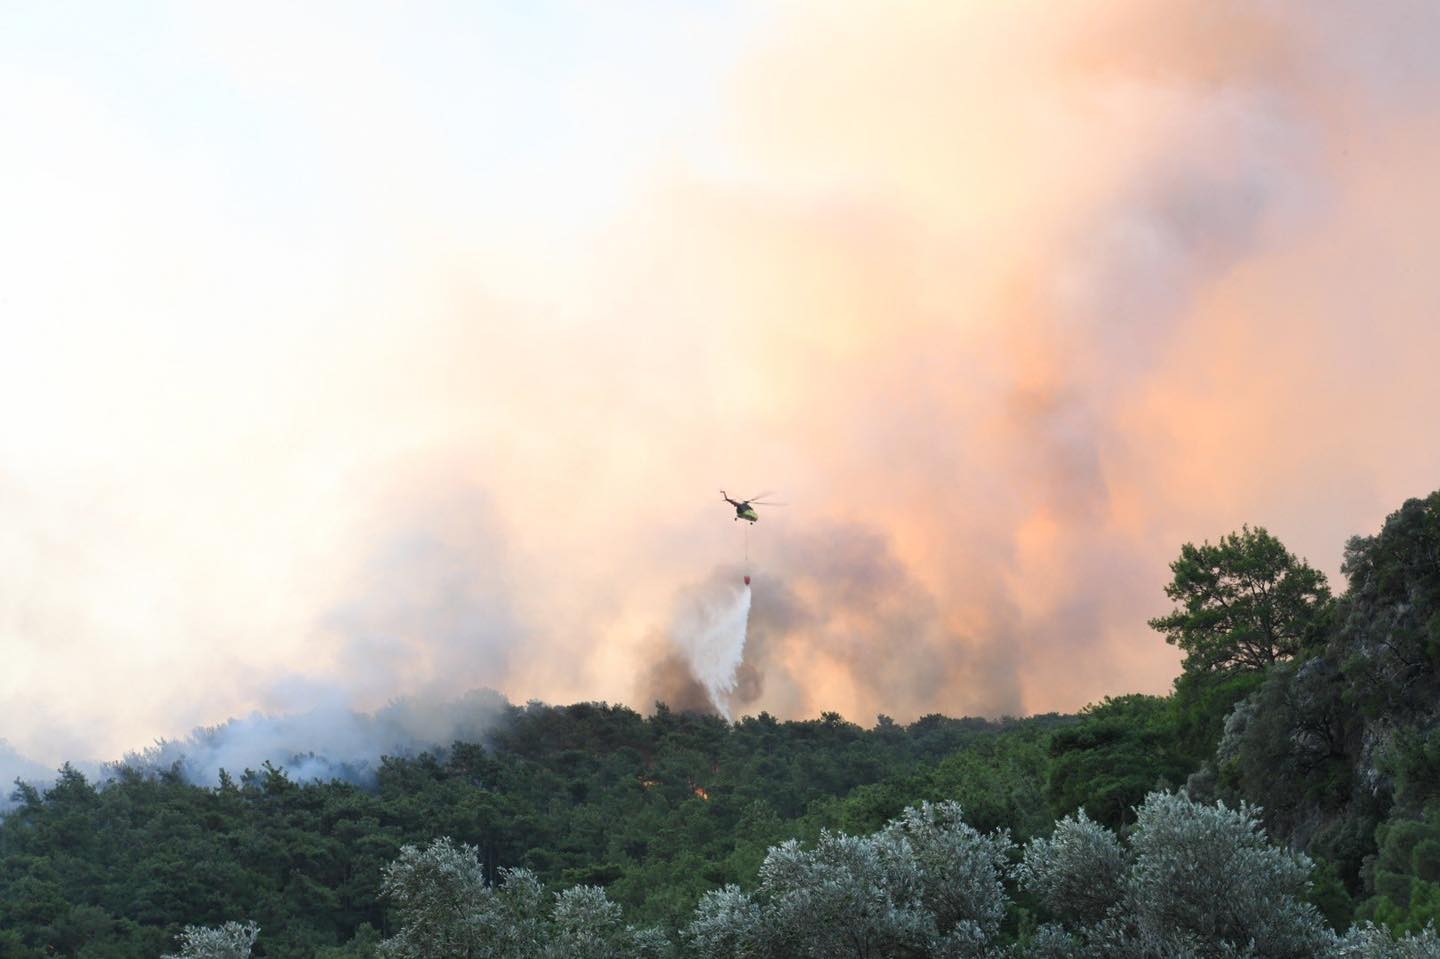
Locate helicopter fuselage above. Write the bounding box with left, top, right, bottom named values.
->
left=721, top=491, right=762, bottom=523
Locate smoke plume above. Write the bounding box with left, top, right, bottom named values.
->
left=0, top=739, right=56, bottom=806
left=119, top=689, right=511, bottom=787
left=4, top=2, right=1440, bottom=764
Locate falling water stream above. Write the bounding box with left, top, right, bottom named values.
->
left=672, top=581, right=753, bottom=719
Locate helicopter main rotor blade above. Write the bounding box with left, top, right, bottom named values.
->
left=745, top=491, right=777, bottom=503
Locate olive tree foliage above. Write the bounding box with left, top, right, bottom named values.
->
left=162, top=921, right=260, bottom=959
left=684, top=801, right=1012, bottom=959
left=1125, top=792, right=1332, bottom=958
left=1149, top=526, right=1332, bottom=674
left=549, top=885, right=670, bottom=959
left=1332, top=921, right=1440, bottom=959
left=1013, top=808, right=1123, bottom=924
left=1016, top=924, right=1082, bottom=959
left=1018, top=792, right=1334, bottom=959
left=686, top=886, right=763, bottom=959
left=883, top=800, right=1012, bottom=943
left=757, top=830, right=935, bottom=959
left=378, top=837, right=666, bottom=959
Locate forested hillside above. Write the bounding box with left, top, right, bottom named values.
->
left=0, top=706, right=1067, bottom=956
left=3, top=490, right=1439, bottom=957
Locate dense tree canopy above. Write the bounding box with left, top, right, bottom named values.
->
left=1338, top=492, right=1440, bottom=716
left=1044, top=695, right=1193, bottom=829
left=1149, top=525, right=1332, bottom=673
left=6, top=489, right=1440, bottom=956
left=0, top=709, right=1063, bottom=957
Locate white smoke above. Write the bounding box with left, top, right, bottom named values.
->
left=669, top=581, right=753, bottom=719
left=0, top=738, right=62, bottom=810
left=116, top=688, right=511, bottom=787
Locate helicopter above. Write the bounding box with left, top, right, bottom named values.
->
left=721, top=490, right=784, bottom=523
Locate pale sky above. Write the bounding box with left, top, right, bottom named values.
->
left=3, top=1, right=1439, bottom=766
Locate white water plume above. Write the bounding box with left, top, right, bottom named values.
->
left=671, top=581, right=753, bottom=719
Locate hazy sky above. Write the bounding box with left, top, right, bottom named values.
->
left=4, top=1, right=1439, bottom=765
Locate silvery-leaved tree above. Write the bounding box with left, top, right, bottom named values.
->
left=758, top=829, right=934, bottom=958
left=378, top=837, right=500, bottom=959
left=879, top=801, right=1014, bottom=954
left=1018, top=791, right=1333, bottom=958
left=687, top=885, right=765, bottom=959
left=1014, top=808, right=1125, bottom=925
left=1331, top=921, right=1440, bottom=959
left=378, top=837, right=666, bottom=959
left=548, top=884, right=669, bottom=959
left=162, top=921, right=260, bottom=959
left=1126, top=792, right=1330, bottom=957
left=684, top=801, right=1011, bottom=959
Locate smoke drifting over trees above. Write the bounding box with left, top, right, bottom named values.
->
left=120, top=690, right=511, bottom=788
left=0, top=740, right=53, bottom=798
left=5, top=0, right=1440, bottom=777
left=7, top=483, right=1440, bottom=955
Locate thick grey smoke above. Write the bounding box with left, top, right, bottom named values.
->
left=640, top=654, right=715, bottom=715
